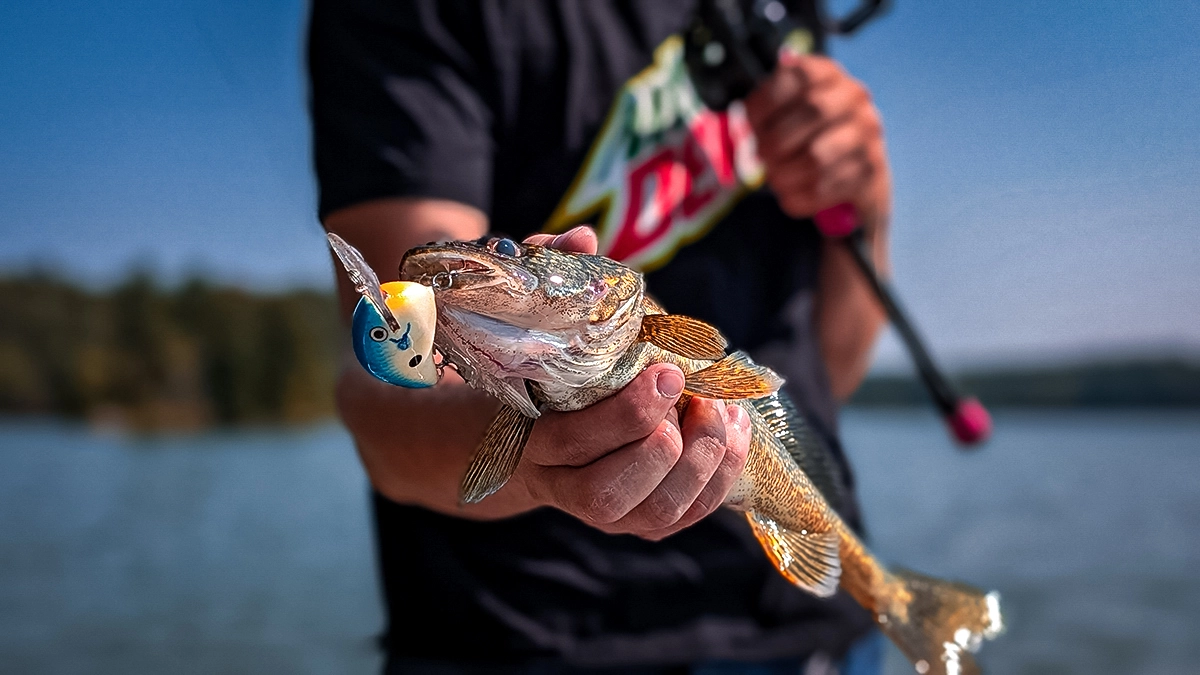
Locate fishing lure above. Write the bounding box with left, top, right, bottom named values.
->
left=328, top=233, right=438, bottom=388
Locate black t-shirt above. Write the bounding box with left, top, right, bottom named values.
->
left=309, top=0, right=871, bottom=666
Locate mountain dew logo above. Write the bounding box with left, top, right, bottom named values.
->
left=544, top=36, right=764, bottom=272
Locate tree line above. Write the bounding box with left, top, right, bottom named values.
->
left=0, top=272, right=342, bottom=430
left=3, top=271, right=1195, bottom=430
left=852, top=359, right=1200, bottom=408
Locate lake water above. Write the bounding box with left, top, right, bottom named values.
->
left=1, top=409, right=1197, bottom=674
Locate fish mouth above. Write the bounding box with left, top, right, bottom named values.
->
left=400, top=242, right=538, bottom=300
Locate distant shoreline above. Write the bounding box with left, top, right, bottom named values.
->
left=852, top=358, right=1200, bottom=408
left=3, top=274, right=1196, bottom=432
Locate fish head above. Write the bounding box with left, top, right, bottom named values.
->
left=400, top=236, right=646, bottom=415
left=401, top=237, right=644, bottom=329
left=350, top=280, right=439, bottom=388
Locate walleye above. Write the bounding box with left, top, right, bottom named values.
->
left=328, top=232, right=1004, bottom=675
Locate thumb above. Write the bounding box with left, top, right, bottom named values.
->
left=523, top=362, right=684, bottom=467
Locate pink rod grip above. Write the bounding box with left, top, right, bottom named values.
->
left=813, top=203, right=859, bottom=238
left=948, top=397, right=992, bottom=446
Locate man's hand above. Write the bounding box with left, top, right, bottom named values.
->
left=514, top=227, right=753, bottom=540
left=515, top=368, right=750, bottom=540
left=744, top=52, right=889, bottom=239
left=745, top=54, right=892, bottom=401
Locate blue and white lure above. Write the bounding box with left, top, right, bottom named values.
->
left=328, top=233, right=439, bottom=388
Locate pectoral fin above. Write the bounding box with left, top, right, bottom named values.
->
left=637, top=314, right=728, bottom=360
left=684, top=351, right=784, bottom=400
left=745, top=511, right=841, bottom=598
left=460, top=405, right=536, bottom=504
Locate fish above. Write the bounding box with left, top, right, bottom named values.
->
left=328, top=232, right=1004, bottom=675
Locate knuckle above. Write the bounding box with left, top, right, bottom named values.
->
left=811, top=94, right=836, bottom=121
left=693, top=434, right=727, bottom=469
left=624, top=396, right=665, bottom=438
left=859, top=110, right=883, bottom=138
left=538, top=425, right=589, bottom=466
left=643, top=493, right=689, bottom=529
left=643, top=502, right=682, bottom=530
left=557, top=432, right=598, bottom=466
left=724, top=435, right=751, bottom=471
left=690, top=491, right=723, bottom=519
left=581, top=487, right=624, bottom=525
left=853, top=79, right=871, bottom=103
left=726, top=434, right=750, bottom=466
left=683, top=398, right=726, bottom=452
left=806, top=141, right=831, bottom=167
left=652, top=421, right=685, bottom=462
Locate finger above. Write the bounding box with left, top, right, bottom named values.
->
left=745, top=55, right=841, bottom=130
left=552, top=226, right=599, bottom=254
left=815, top=150, right=873, bottom=206
left=640, top=401, right=752, bottom=540
left=808, top=112, right=874, bottom=171
left=771, top=151, right=866, bottom=215
left=768, top=117, right=878, bottom=216
left=523, top=363, right=685, bottom=467
left=523, top=233, right=556, bottom=246
left=531, top=416, right=684, bottom=526
left=756, top=80, right=870, bottom=167
left=669, top=401, right=752, bottom=529
left=523, top=226, right=597, bottom=253
left=604, top=398, right=729, bottom=533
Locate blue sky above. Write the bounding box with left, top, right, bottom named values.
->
left=1, top=0, right=1198, bottom=369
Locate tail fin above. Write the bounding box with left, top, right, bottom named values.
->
left=876, top=568, right=1004, bottom=675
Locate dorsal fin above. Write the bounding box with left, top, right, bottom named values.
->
left=637, top=314, right=728, bottom=360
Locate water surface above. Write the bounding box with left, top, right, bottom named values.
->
left=842, top=409, right=1200, bottom=675
left=0, top=422, right=383, bottom=674
left=1, top=410, right=1197, bottom=674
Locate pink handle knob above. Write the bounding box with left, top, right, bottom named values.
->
left=948, top=397, right=992, bottom=447
left=813, top=203, right=859, bottom=238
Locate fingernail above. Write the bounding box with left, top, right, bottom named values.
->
left=725, top=402, right=747, bottom=429
left=656, top=370, right=684, bottom=398
left=550, top=226, right=583, bottom=247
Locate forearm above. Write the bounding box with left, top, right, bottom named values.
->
left=336, top=356, right=540, bottom=518
left=325, top=197, right=538, bottom=517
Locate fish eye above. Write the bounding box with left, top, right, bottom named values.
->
left=409, top=354, right=423, bottom=368
left=369, top=326, right=388, bottom=342
left=490, top=238, right=520, bottom=257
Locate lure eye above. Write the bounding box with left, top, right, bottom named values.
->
left=409, top=354, right=423, bottom=368
left=369, top=326, right=388, bottom=342
left=490, top=238, right=520, bottom=257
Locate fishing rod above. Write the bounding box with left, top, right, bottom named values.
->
left=685, top=0, right=992, bottom=447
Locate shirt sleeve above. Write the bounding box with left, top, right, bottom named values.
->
left=308, top=0, right=495, bottom=220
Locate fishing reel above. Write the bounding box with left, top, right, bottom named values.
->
left=685, top=0, right=887, bottom=111
left=683, top=0, right=994, bottom=448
